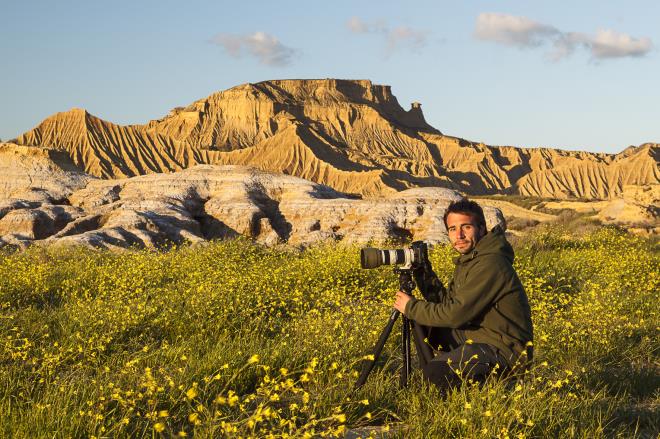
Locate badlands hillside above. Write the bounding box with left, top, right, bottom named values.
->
left=1, top=79, right=657, bottom=249
left=0, top=142, right=510, bottom=250
left=11, top=79, right=659, bottom=199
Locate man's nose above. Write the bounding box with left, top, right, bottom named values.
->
left=457, top=228, right=465, bottom=238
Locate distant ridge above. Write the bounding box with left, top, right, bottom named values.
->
left=13, top=79, right=660, bottom=199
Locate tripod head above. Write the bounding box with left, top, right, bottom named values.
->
left=394, top=267, right=417, bottom=296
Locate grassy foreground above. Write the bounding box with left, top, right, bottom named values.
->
left=0, top=226, right=658, bottom=438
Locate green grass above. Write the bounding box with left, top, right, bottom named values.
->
left=472, top=194, right=599, bottom=212
left=0, top=226, right=658, bottom=438
left=472, top=194, right=550, bottom=211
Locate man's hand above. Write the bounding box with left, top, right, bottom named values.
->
left=393, top=291, right=412, bottom=314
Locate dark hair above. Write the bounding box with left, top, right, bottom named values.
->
left=443, top=198, right=487, bottom=229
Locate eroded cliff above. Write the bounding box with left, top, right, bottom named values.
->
left=11, top=79, right=660, bottom=199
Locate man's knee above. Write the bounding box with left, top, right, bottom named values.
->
left=421, top=360, right=460, bottom=390
left=421, top=343, right=504, bottom=390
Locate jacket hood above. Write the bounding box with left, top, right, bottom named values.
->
left=455, top=225, right=514, bottom=264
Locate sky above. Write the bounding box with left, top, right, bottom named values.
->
left=1, top=0, right=659, bottom=154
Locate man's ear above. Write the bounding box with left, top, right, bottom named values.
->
left=479, top=224, right=487, bottom=238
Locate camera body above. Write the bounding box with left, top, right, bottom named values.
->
left=360, top=241, right=429, bottom=270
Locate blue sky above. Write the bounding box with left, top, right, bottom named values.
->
left=1, top=0, right=658, bottom=153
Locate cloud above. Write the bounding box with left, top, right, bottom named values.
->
left=211, top=31, right=296, bottom=66
left=474, top=12, right=559, bottom=47
left=345, top=17, right=388, bottom=34
left=549, top=32, right=590, bottom=61
left=550, top=30, right=654, bottom=61
left=387, top=26, right=428, bottom=52
left=346, top=17, right=428, bottom=54
left=474, top=13, right=653, bottom=61
left=589, top=29, right=653, bottom=59
left=346, top=16, right=369, bottom=34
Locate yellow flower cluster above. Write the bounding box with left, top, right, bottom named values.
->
left=0, top=227, right=656, bottom=437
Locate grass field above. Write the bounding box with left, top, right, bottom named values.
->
left=1, top=225, right=658, bottom=438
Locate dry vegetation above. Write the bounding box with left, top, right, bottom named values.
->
left=1, top=225, right=658, bottom=438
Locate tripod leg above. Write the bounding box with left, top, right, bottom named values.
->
left=411, top=320, right=434, bottom=366
left=401, top=316, right=411, bottom=388
left=354, top=309, right=400, bottom=389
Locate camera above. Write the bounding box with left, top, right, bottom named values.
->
left=360, top=241, right=429, bottom=270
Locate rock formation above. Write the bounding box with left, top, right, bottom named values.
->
left=2, top=79, right=657, bottom=249
left=0, top=143, right=509, bottom=250
left=542, top=184, right=659, bottom=230
left=0, top=143, right=91, bottom=201
left=11, top=79, right=659, bottom=200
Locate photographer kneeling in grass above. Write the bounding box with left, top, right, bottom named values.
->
left=393, top=199, right=534, bottom=391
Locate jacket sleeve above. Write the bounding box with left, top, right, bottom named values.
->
left=405, top=255, right=509, bottom=328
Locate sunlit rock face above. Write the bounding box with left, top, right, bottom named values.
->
left=2, top=78, right=657, bottom=248
left=0, top=147, right=505, bottom=250
left=11, top=79, right=659, bottom=200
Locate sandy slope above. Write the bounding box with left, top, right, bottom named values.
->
left=12, top=79, right=659, bottom=200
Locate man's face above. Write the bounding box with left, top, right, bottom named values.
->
left=446, top=212, right=486, bottom=255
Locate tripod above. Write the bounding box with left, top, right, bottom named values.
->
left=354, top=268, right=435, bottom=389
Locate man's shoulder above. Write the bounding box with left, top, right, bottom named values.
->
left=470, top=253, right=515, bottom=275
left=475, top=251, right=511, bottom=265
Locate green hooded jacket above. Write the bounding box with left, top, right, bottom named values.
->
left=405, top=226, right=534, bottom=364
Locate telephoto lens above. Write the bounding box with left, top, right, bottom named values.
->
left=360, top=248, right=382, bottom=269
left=360, top=247, right=415, bottom=269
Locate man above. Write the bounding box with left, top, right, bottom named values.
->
left=393, top=199, right=533, bottom=391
